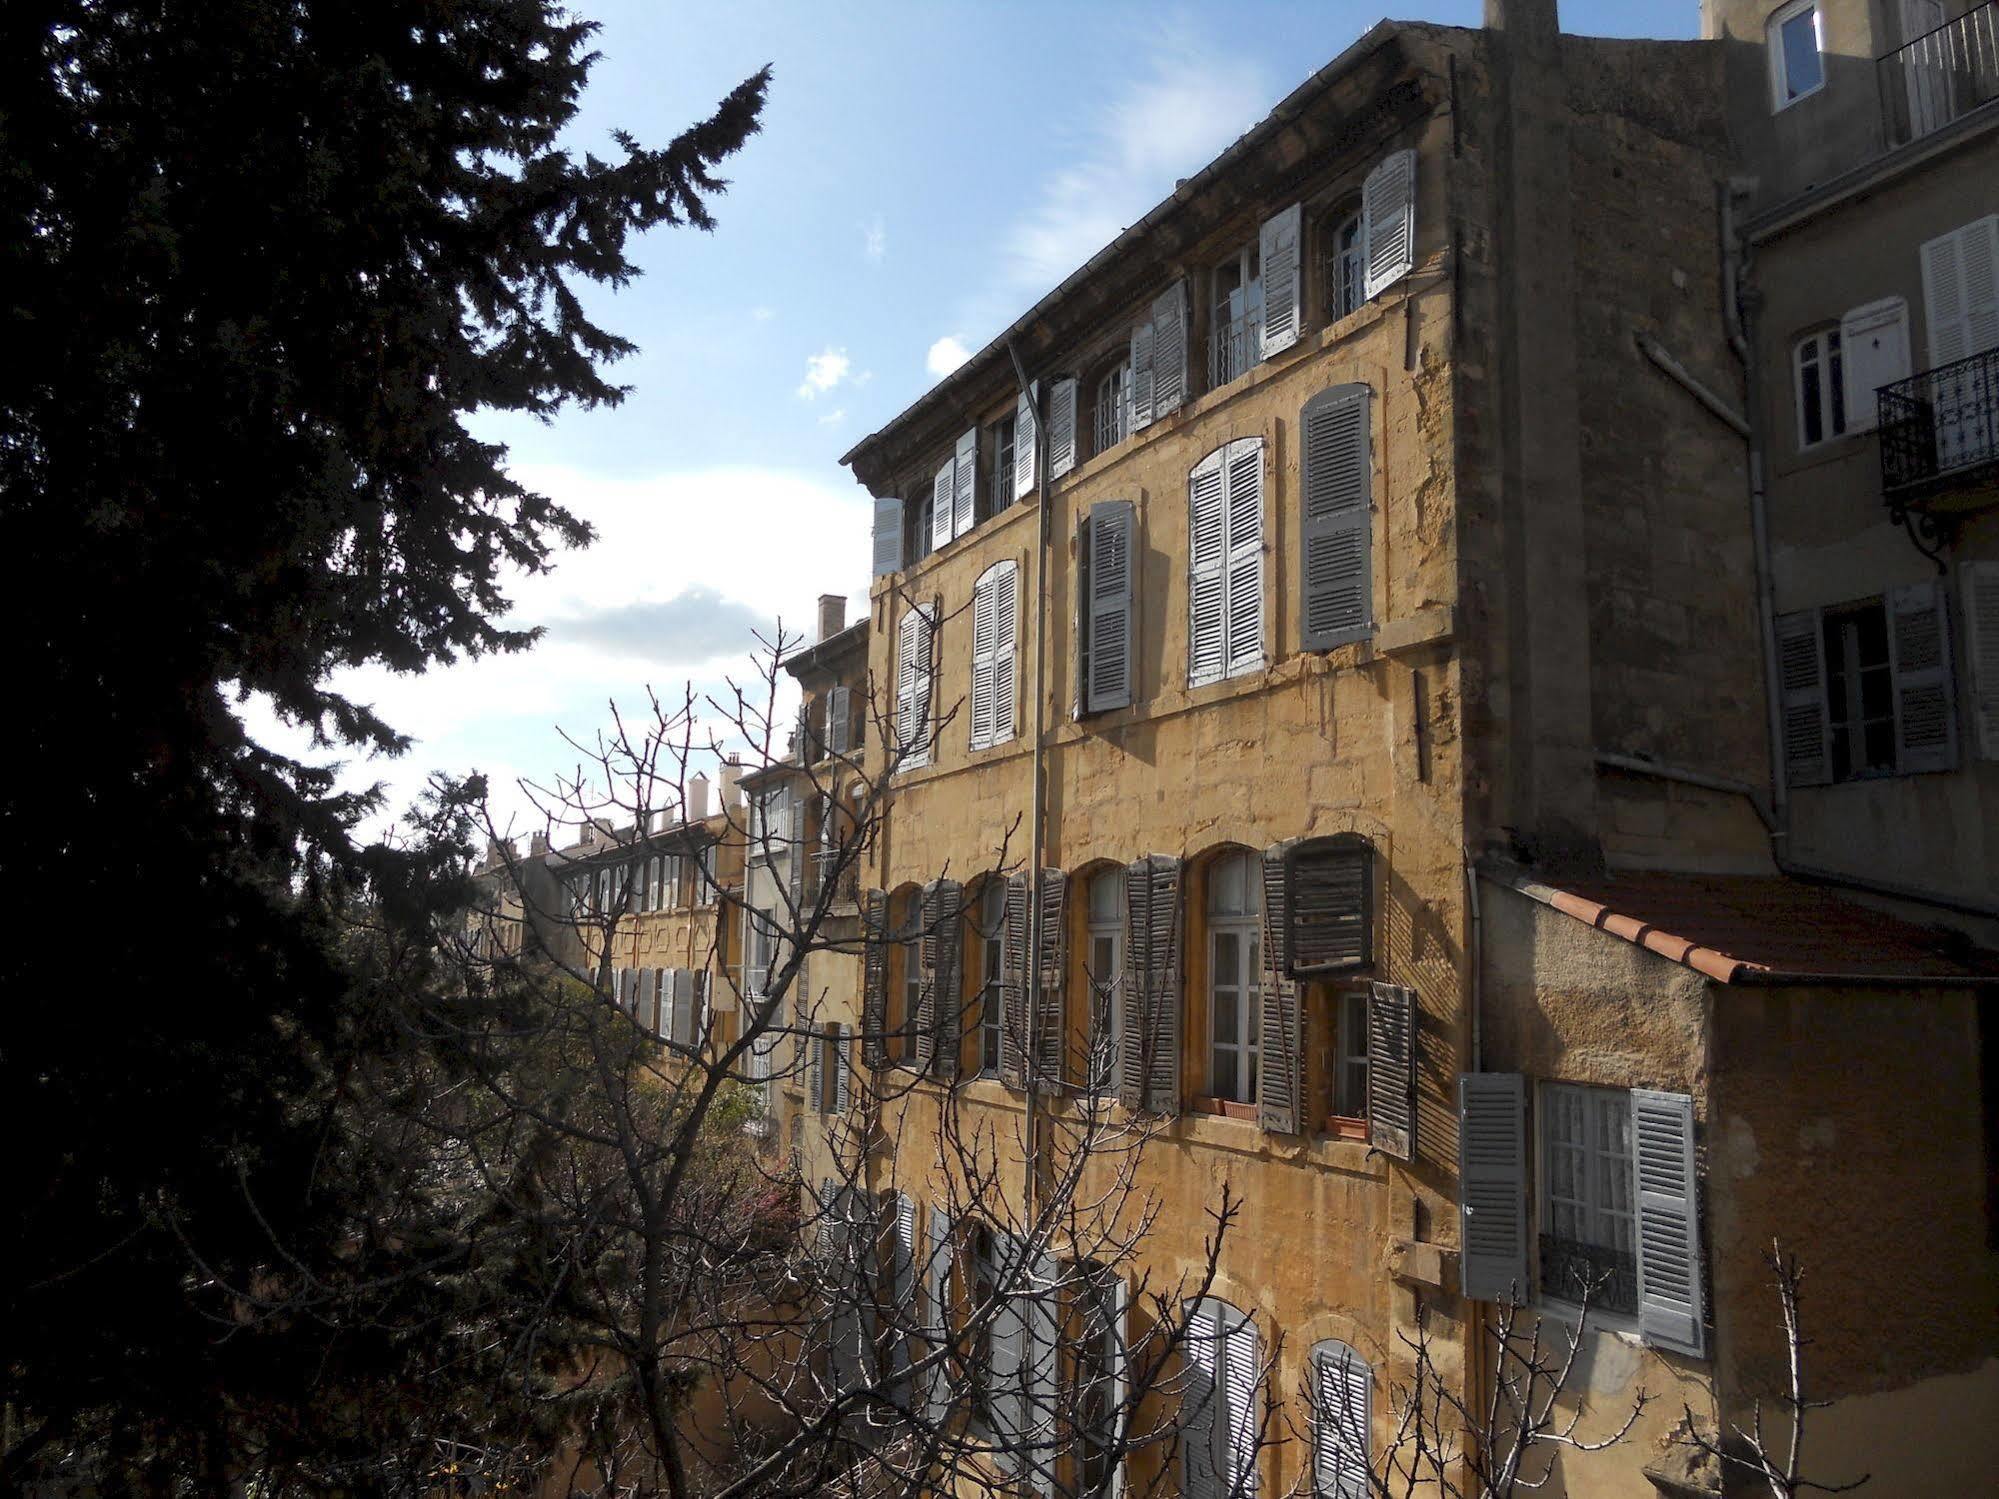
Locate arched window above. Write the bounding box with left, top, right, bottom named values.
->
left=1323, top=202, right=1365, bottom=323
left=1184, top=1296, right=1259, bottom=1497
left=1206, top=850, right=1262, bottom=1105
left=1084, top=867, right=1125, bottom=1094
left=1310, top=1339, right=1372, bottom=1498
left=1093, top=357, right=1131, bottom=456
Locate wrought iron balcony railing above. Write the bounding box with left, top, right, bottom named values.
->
left=1879, top=1, right=1999, bottom=147
left=1878, top=344, right=1999, bottom=498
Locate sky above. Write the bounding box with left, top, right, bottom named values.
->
left=258, top=0, right=1698, bottom=847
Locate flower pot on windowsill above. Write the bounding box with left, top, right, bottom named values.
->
left=1193, top=1096, right=1257, bottom=1122
left=1324, top=1114, right=1369, bottom=1141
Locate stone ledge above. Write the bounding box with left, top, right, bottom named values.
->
left=1387, top=1237, right=1458, bottom=1293
left=1375, top=604, right=1456, bottom=656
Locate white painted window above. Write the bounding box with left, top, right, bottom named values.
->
left=1093, top=360, right=1131, bottom=456
left=1334, top=990, right=1370, bottom=1118
left=1794, top=327, right=1847, bottom=448
left=1209, top=241, right=1263, bottom=388
left=1086, top=869, right=1125, bottom=1095
left=1538, top=1082, right=1638, bottom=1316
left=1768, top=0, right=1825, bottom=110
left=1327, top=207, right=1365, bottom=322
left=1206, top=851, right=1262, bottom=1106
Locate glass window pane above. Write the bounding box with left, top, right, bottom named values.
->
left=1781, top=9, right=1823, bottom=98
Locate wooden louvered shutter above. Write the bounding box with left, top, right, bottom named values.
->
left=1290, top=837, right=1373, bottom=973
left=1023, top=1250, right=1060, bottom=1496
left=1366, top=982, right=1417, bottom=1159
left=992, top=561, right=1018, bottom=744
left=953, top=428, right=977, bottom=539
left=923, top=1208, right=954, bottom=1421
left=1457, top=1072, right=1527, bottom=1303
left=1632, top=1088, right=1706, bottom=1357
left=1153, top=280, right=1189, bottom=419
left=1888, top=580, right=1958, bottom=773
left=1129, top=318, right=1156, bottom=432
left=1188, top=449, right=1228, bottom=687
left=1221, top=1312, right=1260, bottom=1497
left=1257, top=845, right=1302, bottom=1135
left=826, top=684, right=853, bottom=756
left=810, top=1029, right=827, bottom=1115
left=1300, top=385, right=1373, bottom=650
left=1362, top=148, right=1417, bottom=299
left=862, top=889, right=889, bottom=1066
left=914, top=881, right=941, bottom=1073
left=1035, top=868, right=1068, bottom=1088
left=932, top=458, right=955, bottom=553
left=1313, top=1342, right=1371, bottom=1499
left=1014, top=384, right=1039, bottom=501
left=872, top=495, right=904, bottom=577
left=930, top=879, right=963, bottom=1078
left=832, top=1023, right=852, bottom=1114
left=1921, top=214, right=1999, bottom=368
left=1964, top=562, right=1999, bottom=759
left=1001, top=871, right=1030, bottom=1088
left=1181, top=1301, right=1222, bottom=1499
left=1259, top=202, right=1302, bottom=357
left=1224, top=439, right=1265, bottom=679
left=1048, top=377, right=1079, bottom=480
left=970, top=566, right=999, bottom=750
left=1121, top=855, right=1182, bottom=1115
left=1088, top=500, right=1135, bottom=713
left=1775, top=608, right=1831, bottom=787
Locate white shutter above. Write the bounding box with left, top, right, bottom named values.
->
left=1300, top=385, right=1373, bottom=650
left=1313, top=1341, right=1371, bottom=1499
left=923, top=1207, right=953, bottom=1422
left=1632, top=1089, right=1706, bottom=1358
left=1088, top=500, right=1135, bottom=712
left=1182, top=1301, right=1222, bottom=1499
left=992, top=559, right=1018, bottom=744
left=895, top=604, right=933, bottom=770
left=1153, top=281, right=1189, bottom=419
left=1775, top=608, right=1831, bottom=788
left=1223, top=438, right=1265, bottom=679
left=1014, top=384, right=1039, bottom=501
left=832, top=1023, right=851, bottom=1114
left=1361, top=148, right=1417, bottom=300
left=1221, top=1309, right=1260, bottom=1496
left=1839, top=298, right=1911, bottom=432
left=1259, top=203, right=1302, bottom=358
left=1024, top=1252, right=1060, bottom=1497
left=970, top=566, right=999, bottom=751
left=932, top=458, right=955, bottom=553
left=872, top=495, right=904, bottom=577
left=1921, top=215, right=1999, bottom=366
left=1047, top=377, right=1078, bottom=480
left=1129, top=319, right=1157, bottom=432
left=635, top=969, right=654, bottom=1032
left=990, top=1235, right=1027, bottom=1460
left=673, top=968, right=697, bottom=1045
left=1457, top=1072, right=1527, bottom=1303
left=1963, top=562, right=1999, bottom=760
left=953, top=427, right=977, bottom=539
left=1888, top=580, right=1958, bottom=774
left=1188, top=449, right=1228, bottom=687
left=1109, top=1277, right=1131, bottom=1499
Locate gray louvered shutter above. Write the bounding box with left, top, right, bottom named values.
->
left=1965, top=562, right=1999, bottom=759
left=862, top=889, right=889, bottom=1066
left=1313, top=1341, right=1371, bottom=1499
left=1775, top=609, right=1831, bottom=787
left=1088, top=500, right=1135, bottom=713
left=1121, top=855, right=1182, bottom=1115
left=832, top=1023, right=852, bottom=1114
left=1362, top=148, right=1417, bottom=299
left=1035, top=868, right=1068, bottom=1089
left=1024, top=1251, right=1060, bottom=1497
left=989, top=1233, right=1028, bottom=1464
left=932, top=458, right=954, bottom=553
left=826, top=684, right=853, bottom=756
left=1291, top=838, right=1373, bottom=973
left=1223, top=439, right=1265, bottom=679
left=1457, top=1072, right=1527, bottom=1303
left=1129, top=318, right=1156, bottom=433
left=1259, top=202, right=1302, bottom=357
left=1220, top=1311, right=1259, bottom=1497
left=1048, top=377, right=1078, bottom=480
left=923, top=1208, right=954, bottom=1422
left=1001, top=870, right=1030, bottom=1088
left=1181, top=1301, right=1222, bottom=1499
left=915, top=881, right=942, bottom=1073
left=1153, top=281, right=1189, bottom=419
left=992, top=560, right=1018, bottom=744
left=1301, top=385, right=1373, bottom=650
left=1632, top=1088, right=1706, bottom=1357
left=1366, top=982, right=1416, bottom=1160
left=1257, top=846, right=1302, bottom=1135
left=1188, top=448, right=1228, bottom=687
left=970, top=565, right=1000, bottom=751
left=953, top=427, right=977, bottom=539
left=1014, top=384, right=1039, bottom=501
left=1888, top=580, right=1958, bottom=773
left=872, top=495, right=904, bottom=577
left=1072, top=508, right=1091, bottom=722
left=930, top=879, right=963, bottom=1078
left=810, top=1028, right=827, bottom=1115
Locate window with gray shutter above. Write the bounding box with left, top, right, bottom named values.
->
left=1300, top=385, right=1373, bottom=650
left=832, top=1022, right=852, bottom=1114
left=916, top=879, right=962, bottom=1078
left=1311, top=1339, right=1371, bottom=1499
left=922, top=1206, right=954, bottom=1422
left=1281, top=835, right=1373, bottom=974
left=1457, top=1072, right=1527, bottom=1303
left=1128, top=319, right=1156, bottom=433
left=1022, top=1249, right=1061, bottom=1497
left=810, top=1028, right=827, bottom=1115
left=1014, top=384, right=1039, bottom=502
left=1120, top=855, right=1182, bottom=1115
left=1965, top=561, right=1999, bottom=760
left=1257, top=845, right=1302, bottom=1134
left=1362, top=148, right=1417, bottom=299
left=862, top=889, right=889, bottom=1066
left=1047, top=378, right=1078, bottom=480
left=1188, top=448, right=1228, bottom=687
left=1888, top=580, right=1958, bottom=773
left=1088, top=500, right=1135, bottom=713
left=894, top=602, right=935, bottom=771
left=1632, top=1088, right=1706, bottom=1357
left=1153, top=280, right=1189, bottom=420
left=953, top=428, right=977, bottom=539
left=1000, top=870, right=1030, bottom=1088
left=1775, top=608, right=1831, bottom=787
left=872, top=494, right=904, bottom=577
left=1365, top=982, right=1416, bottom=1160
left=1035, top=868, right=1068, bottom=1089
left=931, top=458, right=955, bottom=554
left=825, top=683, right=853, bottom=756
left=1224, top=440, right=1265, bottom=679
left=1260, top=203, right=1303, bottom=357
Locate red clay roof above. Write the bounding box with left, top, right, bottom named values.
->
left=1488, top=866, right=1995, bottom=987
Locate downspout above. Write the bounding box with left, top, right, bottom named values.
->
left=1464, top=849, right=1483, bottom=1074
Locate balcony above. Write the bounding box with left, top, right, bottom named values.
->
left=1878, top=1, right=1999, bottom=148
left=1878, top=345, right=1999, bottom=516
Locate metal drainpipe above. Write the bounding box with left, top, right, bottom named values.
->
left=1007, top=342, right=1051, bottom=1221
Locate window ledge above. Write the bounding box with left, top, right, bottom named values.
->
left=1192, top=1095, right=1258, bottom=1121
left=1323, top=1114, right=1369, bottom=1141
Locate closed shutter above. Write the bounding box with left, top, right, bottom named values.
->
left=862, top=889, right=889, bottom=1066
left=971, top=565, right=1000, bottom=750
left=1048, top=377, right=1079, bottom=480
left=1014, top=384, right=1039, bottom=501
left=659, top=969, right=680, bottom=1045
left=895, top=604, right=934, bottom=770
left=892, top=1194, right=918, bottom=1381
left=1001, top=870, right=1030, bottom=1088
left=826, top=683, right=853, bottom=756
left=1181, top=1301, right=1222, bottom=1499
left=1775, top=608, right=1831, bottom=788
left=872, top=495, right=904, bottom=577
left=1259, top=203, right=1303, bottom=358
left=1220, top=1309, right=1260, bottom=1496
left=1120, top=855, right=1182, bottom=1115
left=694, top=971, right=710, bottom=1044
left=993, top=560, right=1019, bottom=744
left=1632, top=1088, right=1706, bottom=1357
left=1888, top=580, right=1958, bottom=773
left=1188, top=449, right=1229, bottom=687
left=953, top=427, right=977, bottom=539
left=1366, top=982, right=1417, bottom=1160
left=1290, top=836, right=1373, bottom=973
left=1312, top=1341, right=1371, bottom=1499
left=1035, top=868, right=1069, bottom=1088
left=1964, top=562, right=1999, bottom=759
left=932, top=458, right=955, bottom=554
left=1257, top=845, right=1302, bottom=1135
left=1457, top=1072, right=1527, bottom=1303
left=916, top=879, right=962, bottom=1075
left=1839, top=297, right=1911, bottom=432
left=1088, top=500, right=1135, bottom=713
left=1153, top=280, right=1189, bottom=419
left=1129, top=318, right=1157, bottom=432
left=1920, top=215, right=1999, bottom=366
left=923, top=1207, right=954, bottom=1423
left=1300, top=385, right=1373, bottom=650
left=1024, top=1251, right=1060, bottom=1496
left=990, top=1234, right=1028, bottom=1461
left=1224, top=439, right=1265, bottom=679
left=1361, top=148, right=1417, bottom=299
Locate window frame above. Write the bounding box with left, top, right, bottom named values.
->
left=1209, top=240, right=1263, bottom=389
left=1092, top=356, right=1132, bottom=458
left=1793, top=325, right=1847, bottom=450
left=976, top=880, right=1006, bottom=1077
left=1767, top=0, right=1826, bottom=112
left=1205, top=850, right=1262, bottom=1108
left=990, top=413, right=1016, bottom=518
left=1323, top=203, right=1366, bottom=325
left=1822, top=597, right=1897, bottom=781
left=1084, top=868, right=1125, bottom=1096
left=1534, top=1081, right=1640, bottom=1325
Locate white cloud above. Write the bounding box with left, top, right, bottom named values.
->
left=751, top=305, right=776, bottom=322
left=796, top=346, right=851, bottom=400
left=817, top=407, right=847, bottom=427
left=926, top=335, right=972, bottom=379
left=863, top=214, right=887, bottom=263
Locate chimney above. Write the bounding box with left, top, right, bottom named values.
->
left=529, top=830, right=549, bottom=856
left=718, top=756, right=743, bottom=812
left=1485, top=0, right=1559, bottom=46
left=817, top=593, right=847, bottom=642
left=685, top=773, right=711, bottom=823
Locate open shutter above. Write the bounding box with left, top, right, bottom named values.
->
left=989, top=1234, right=1028, bottom=1465
left=1223, top=439, right=1265, bottom=679
left=932, top=459, right=955, bottom=553
left=1888, top=580, right=1958, bottom=773
left=1153, top=280, right=1189, bottom=419
left=862, top=889, right=889, bottom=1066
left=1259, top=203, right=1302, bottom=358
left=832, top=1023, right=852, bottom=1114
left=992, top=560, right=1018, bottom=744
left=1632, top=1089, right=1706, bottom=1357
left=1129, top=318, right=1156, bottom=432
left=1221, top=1312, right=1260, bottom=1497
left=1257, top=845, right=1302, bottom=1135
left=1181, top=1301, right=1222, bottom=1499
left=1088, top=500, right=1135, bottom=713
left=1963, top=562, right=1999, bottom=759
left=1188, top=449, right=1228, bottom=687
left=1048, top=377, right=1078, bottom=480
left=1289, top=836, right=1373, bottom=973
left=1366, top=982, right=1417, bottom=1160
left=953, top=428, right=977, bottom=539
left=1840, top=297, right=1911, bottom=432
left=1457, top=1072, right=1527, bottom=1303
left=1035, top=868, right=1068, bottom=1089
left=923, top=1208, right=954, bottom=1423
left=1301, top=385, right=1373, bottom=650
left=1313, top=1343, right=1371, bottom=1499
left=1121, top=855, right=1182, bottom=1115
left=1001, top=871, right=1030, bottom=1088
left=826, top=683, right=853, bottom=756
left=1014, top=384, right=1039, bottom=501
left=1073, top=508, right=1092, bottom=721
left=810, top=1028, right=827, bottom=1114
left=1775, top=608, right=1831, bottom=788
left=970, top=566, right=999, bottom=750
left=1361, top=148, right=1417, bottom=299
left=1024, top=1252, right=1060, bottom=1497
left=895, top=604, right=934, bottom=770
left=916, top=880, right=961, bottom=1076
left=872, top=495, right=904, bottom=577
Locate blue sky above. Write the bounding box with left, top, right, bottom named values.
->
left=280, top=0, right=1699, bottom=844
